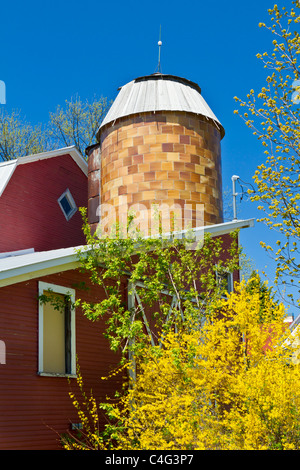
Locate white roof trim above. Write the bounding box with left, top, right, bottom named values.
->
left=0, top=146, right=87, bottom=197
left=145, top=218, right=254, bottom=241
left=0, top=248, right=35, bottom=259
left=17, top=146, right=87, bottom=175
left=0, top=160, right=17, bottom=197
left=0, top=218, right=254, bottom=288
left=0, top=245, right=85, bottom=288
left=196, top=218, right=254, bottom=236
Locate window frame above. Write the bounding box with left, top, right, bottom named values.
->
left=38, top=281, right=76, bottom=377
left=215, top=269, right=234, bottom=297
left=57, top=188, right=77, bottom=221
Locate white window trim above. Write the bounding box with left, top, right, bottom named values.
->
left=57, top=188, right=77, bottom=221
left=38, top=281, right=76, bottom=377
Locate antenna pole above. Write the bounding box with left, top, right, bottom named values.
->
left=231, top=175, right=239, bottom=221
left=157, top=25, right=162, bottom=73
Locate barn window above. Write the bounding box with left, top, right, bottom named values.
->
left=216, top=270, right=233, bottom=296
left=58, top=188, right=77, bottom=221
left=38, top=282, right=76, bottom=377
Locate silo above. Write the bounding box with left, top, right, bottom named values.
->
left=87, top=73, right=225, bottom=237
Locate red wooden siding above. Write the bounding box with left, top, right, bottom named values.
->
left=0, top=269, right=122, bottom=450
left=0, top=154, right=87, bottom=254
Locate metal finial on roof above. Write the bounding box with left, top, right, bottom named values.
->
left=156, top=25, right=162, bottom=73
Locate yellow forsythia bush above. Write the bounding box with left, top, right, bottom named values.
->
left=63, top=280, right=300, bottom=450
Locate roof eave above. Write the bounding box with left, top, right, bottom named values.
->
left=0, top=247, right=86, bottom=288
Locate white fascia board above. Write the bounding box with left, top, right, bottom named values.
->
left=0, top=160, right=18, bottom=197
left=0, top=245, right=87, bottom=288
left=16, top=146, right=88, bottom=176
left=201, top=218, right=255, bottom=236
left=0, top=248, right=35, bottom=259
left=148, top=218, right=255, bottom=240
left=0, top=159, right=17, bottom=168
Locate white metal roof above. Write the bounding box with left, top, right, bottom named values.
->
left=98, top=74, right=224, bottom=137
left=0, top=245, right=85, bottom=287
left=0, top=146, right=87, bottom=197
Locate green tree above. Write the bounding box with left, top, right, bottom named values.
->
left=0, top=109, right=46, bottom=161
left=0, top=95, right=110, bottom=161
left=234, top=1, right=300, bottom=308
left=47, top=95, right=109, bottom=156
left=75, top=209, right=240, bottom=370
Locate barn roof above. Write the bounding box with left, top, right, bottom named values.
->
left=0, top=146, right=87, bottom=197
left=98, top=73, right=224, bottom=138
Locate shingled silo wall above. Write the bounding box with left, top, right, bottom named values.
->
left=87, top=75, right=224, bottom=237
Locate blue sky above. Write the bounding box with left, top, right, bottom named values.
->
left=0, top=0, right=297, bottom=315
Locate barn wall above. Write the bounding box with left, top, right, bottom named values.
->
left=0, top=269, right=123, bottom=450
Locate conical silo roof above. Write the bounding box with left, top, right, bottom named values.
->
left=97, top=73, right=224, bottom=139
